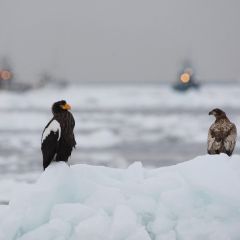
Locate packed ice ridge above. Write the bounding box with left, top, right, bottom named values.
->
left=1, top=154, right=240, bottom=240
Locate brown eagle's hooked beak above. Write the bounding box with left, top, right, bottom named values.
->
left=61, top=103, right=71, bottom=110
left=209, top=110, right=214, bottom=116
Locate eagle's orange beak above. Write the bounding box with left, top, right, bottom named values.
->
left=61, top=103, right=71, bottom=110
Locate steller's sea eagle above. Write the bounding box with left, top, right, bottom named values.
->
left=208, top=108, right=237, bottom=156
left=41, top=100, right=76, bottom=169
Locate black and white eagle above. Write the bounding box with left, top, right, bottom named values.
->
left=41, top=100, right=76, bottom=170
left=208, top=108, right=237, bottom=156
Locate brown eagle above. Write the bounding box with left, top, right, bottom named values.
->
left=41, top=100, right=76, bottom=170
left=208, top=108, right=237, bottom=156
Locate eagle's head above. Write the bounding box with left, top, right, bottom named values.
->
left=209, top=108, right=226, bottom=119
left=52, top=100, right=71, bottom=114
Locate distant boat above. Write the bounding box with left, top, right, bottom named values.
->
left=0, top=57, right=15, bottom=90
left=173, top=67, right=200, bottom=91
left=0, top=69, right=13, bottom=89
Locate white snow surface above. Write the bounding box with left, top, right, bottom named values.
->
left=1, top=154, right=240, bottom=240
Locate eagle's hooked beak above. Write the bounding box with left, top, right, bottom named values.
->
left=61, top=103, right=71, bottom=110
left=209, top=110, right=214, bottom=116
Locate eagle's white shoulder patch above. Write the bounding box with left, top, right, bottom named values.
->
left=42, top=120, right=61, bottom=143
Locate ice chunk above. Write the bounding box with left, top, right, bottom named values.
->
left=18, top=219, right=71, bottom=240
left=50, top=203, right=95, bottom=225
left=109, top=205, right=138, bottom=240
left=72, top=210, right=110, bottom=240
left=85, top=186, right=125, bottom=213
left=149, top=216, right=175, bottom=235
left=178, top=154, right=240, bottom=201
left=126, top=227, right=151, bottom=240
left=1, top=154, right=240, bottom=240
left=124, top=162, right=144, bottom=182
left=155, top=231, right=176, bottom=240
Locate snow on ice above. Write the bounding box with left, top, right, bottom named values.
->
left=1, top=154, right=240, bottom=239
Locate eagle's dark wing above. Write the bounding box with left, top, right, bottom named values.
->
left=223, top=123, right=237, bottom=156
left=70, top=112, right=76, bottom=147
left=41, top=119, right=61, bottom=169
left=207, top=124, right=223, bottom=154
left=207, top=127, right=214, bottom=154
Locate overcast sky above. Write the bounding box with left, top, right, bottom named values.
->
left=0, top=0, right=240, bottom=83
